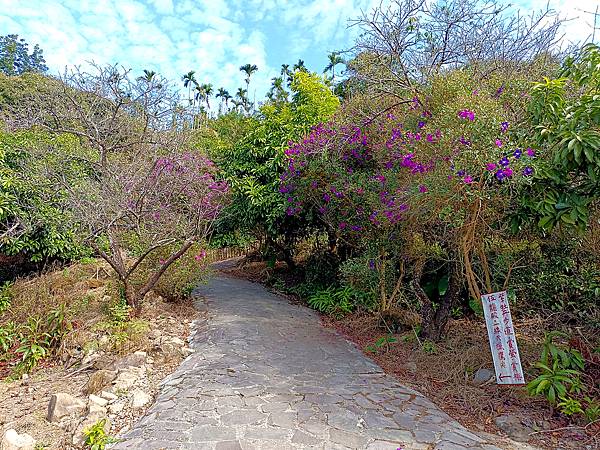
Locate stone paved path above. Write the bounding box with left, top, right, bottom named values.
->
left=114, top=273, right=506, bottom=450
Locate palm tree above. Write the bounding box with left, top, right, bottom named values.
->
left=182, top=71, right=197, bottom=105
left=193, top=84, right=203, bottom=105
left=239, top=64, right=258, bottom=91
left=323, top=52, right=345, bottom=82
left=139, top=69, right=156, bottom=82
left=201, top=83, right=213, bottom=110
left=293, top=59, right=306, bottom=72
left=236, top=87, right=250, bottom=113
left=216, top=87, right=230, bottom=113
left=269, top=76, right=287, bottom=102
left=223, top=92, right=232, bottom=108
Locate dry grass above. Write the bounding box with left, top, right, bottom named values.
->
left=1, top=259, right=115, bottom=328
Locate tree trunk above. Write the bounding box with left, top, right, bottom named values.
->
left=412, top=260, right=461, bottom=342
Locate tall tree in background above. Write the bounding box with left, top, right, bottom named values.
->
left=201, top=83, right=213, bottom=110
left=182, top=70, right=197, bottom=105
left=239, top=63, right=258, bottom=92
left=323, top=51, right=345, bottom=82
left=216, top=87, right=230, bottom=112
left=0, top=34, right=47, bottom=76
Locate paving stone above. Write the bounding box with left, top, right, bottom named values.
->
left=112, top=273, right=512, bottom=450
left=215, top=441, right=243, bottom=450
left=291, top=429, right=321, bottom=445
left=329, top=428, right=370, bottom=448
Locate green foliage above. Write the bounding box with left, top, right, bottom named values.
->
left=365, top=334, right=398, bottom=353
left=527, top=332, right=584, bottom=405
left=217, top=71, right=339, bottom=252
left=526, top=43, right=600, bottom=231
left=10, top=304, right=73, bottom=374
left=83, top=419, right=116, bottom=450
left=0, top=281, right=12, bottom=313
left=307, top=285, right=357, bottom=317
left=0, top=34, right=47, bottom=76
left=0, top=128, right=91, bottom=262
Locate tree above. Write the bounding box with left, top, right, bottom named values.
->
left=218, top=71, right=339, bottom=267
left=239, top=63, right=258, bottom=110
left=216, top=87, right=230, bottom=112
left=350, top=0, right=563, bottom=103
left=13, top=65, right=227, bottom=311
left=268, top=76, right=288, bottom=102
left=182, top=70, right=197, bottom=105
left=139, top=69, right=156, bottom=82
left=12, top=63, right=181, bottom=169
left=201, top=83, right=213, bottom=110
left=0, top=35, right=47, bottom=76
left=323, top=51, right=345, bottom=82
left=293, top=59, right=306, bottom=72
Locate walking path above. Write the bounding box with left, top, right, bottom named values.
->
left=114, top=272, right=506, bottom=450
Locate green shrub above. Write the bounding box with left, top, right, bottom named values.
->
left=83, top=419, right=116, bottom=450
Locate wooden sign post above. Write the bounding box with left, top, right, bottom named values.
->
left=481, top=291, right=525, bottom=385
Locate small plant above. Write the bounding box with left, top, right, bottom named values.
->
left=83, top=419, right=116, bottom=450
left=0, top=281, right=12, bottom=313
left=0, top=321, right=18, bottom=354
left=307, top=285, right=356, bottom=317
left=421, top=340, right=437, bottom=354
left=527, top=332, right=584, bottom=405
left=583, top=397, right=600, bottom=423
left=557, top=396, right=584, bottom=416
left=365, top=334, right=398, bottom=353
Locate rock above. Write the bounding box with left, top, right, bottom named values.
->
left=87, top=401, right=107, bottom=421
left=0, top=429, right=36, bottom=450
left=47, top=393, right=86, bottom=422
left=495, top=415, right=532, bottom=442
left=108, top=399, right=127, bottom=415
left=89, top=394, right=109, bottom=407
left=100, top=390, right=118, bottom=401
left=91, top=354, right=116, bottom=370
left=148, top=329, right=161, bottom=341
left=473, top=368, right=495, bottom=385
left=110, top=351, right=147, bottom=370
left=180, top=347, right=195, bottom=357
left=167, top=337, right=185, bottom=347
left=131, top=389, right=151, bottom=409
left=112, top=369, right=140, bottom=391
left=83, top=370, right=117, bottom=395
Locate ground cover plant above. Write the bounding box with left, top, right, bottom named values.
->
left=1, top=0, right=599, bottom=448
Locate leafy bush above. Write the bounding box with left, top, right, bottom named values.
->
left=307, top=285, right=361, bottom=317
left=132, top=243, right=211, bottom=302
left=0, top=281, right=11, bottom=313
left=83, top=419, right=116, bottom=450
left=527, top=331, right=598, bottom=423
left=0, top=128, right=91, bottom=263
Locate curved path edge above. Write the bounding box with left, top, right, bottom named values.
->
left=112, top=269, right=521, bottom=450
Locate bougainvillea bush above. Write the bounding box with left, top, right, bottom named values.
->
left=281, top=69, right=542, bottom=340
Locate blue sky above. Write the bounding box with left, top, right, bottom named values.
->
left=0, top=0, right=598, bottom=102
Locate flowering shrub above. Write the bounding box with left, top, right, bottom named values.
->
left=43, top=146, right=228, bottom=311
left=280, top=69, right=541, bottom=339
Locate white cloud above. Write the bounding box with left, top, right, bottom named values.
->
left=1, top=0, right=597, bottom=105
